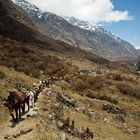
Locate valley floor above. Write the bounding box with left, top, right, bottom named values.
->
left=0, top=60, right=140, bottom=140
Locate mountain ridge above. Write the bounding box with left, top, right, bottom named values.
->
left=12, top=0, right=139, bottom=60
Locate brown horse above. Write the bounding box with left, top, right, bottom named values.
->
left=4, top=91, right=21, bottom=121
left=4, top=90, right=30, bottom=121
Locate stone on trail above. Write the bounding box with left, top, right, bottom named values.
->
left=26, top=109, right=39, bottom=117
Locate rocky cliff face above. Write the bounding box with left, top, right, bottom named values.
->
left=12, top=0, right=138, bottom=60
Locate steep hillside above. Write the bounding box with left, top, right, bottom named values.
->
left=0, top=0, right=110, bottom=66
left=12, top=0, right=138, bottom=60
left=0, top=1, right=140, bottom=140
left=0, top=0, right=38, bottom=42
left=0, top=35, right=79, bottom=78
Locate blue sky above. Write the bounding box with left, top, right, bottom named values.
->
left=103, top=0, right=140, bottom=48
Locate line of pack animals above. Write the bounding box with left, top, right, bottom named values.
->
left=4, top=72, right=80, bottom=122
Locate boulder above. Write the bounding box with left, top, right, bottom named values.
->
left=102, top=103, right=126, bottom=115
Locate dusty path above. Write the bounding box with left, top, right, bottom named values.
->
left=0, top=115, right=39, bottom=140
left=0, top=101, right=41, bottom=140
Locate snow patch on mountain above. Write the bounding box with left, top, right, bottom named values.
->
left=64, top=17, right=98, bottom=31
left=12, top=0, right=125, bottom=44
left=64, top=16, right=123, bottom=44
left=12, top=0, right=138, bottom=59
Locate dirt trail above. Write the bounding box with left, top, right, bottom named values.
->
left=0, top=104, right=40, bottom=140
left=0, top=80, right=62, bottom=140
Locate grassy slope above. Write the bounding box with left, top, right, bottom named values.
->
left=0, top=35, right=79, bottom=78
left=36, top=58, right=140, bottom=140
left=0, top=65, right=38, bottom=124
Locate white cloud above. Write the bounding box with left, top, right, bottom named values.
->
left=26, top=0, right=133, bottom=24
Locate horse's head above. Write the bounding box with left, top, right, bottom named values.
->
left=4, top=97, right=11, bottom=108
left=4, top=90, right=16, bottom=109
left=4, top=97, right=14, bottom=116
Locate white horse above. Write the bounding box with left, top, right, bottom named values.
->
left=28, top=91, right=35, bottom=108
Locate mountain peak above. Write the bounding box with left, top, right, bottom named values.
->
left=12, top=0, right=138, bottom=60
left=64, top=16, right=98, bottom=32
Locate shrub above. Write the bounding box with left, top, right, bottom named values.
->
left=87, top=76, right=105, bottom=90
left=107, top=73, right=124, bottom=81
left=75, top=82, right=90, bottom=92
left=96, top=70, right=102, bottom=74
left=0, top=36, right=77, bottom=78
left=74, top=76, right=106, bottom=93
left=0, top=71, right=5, bottom=79
left=87, top=92, right=118, bottom=104
left=116, top=82, right=140, bottom=99
left=113, top=74, right=123, bottom=81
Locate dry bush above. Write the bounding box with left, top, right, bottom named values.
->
left=107, top=73, right=124, bottom=81
left=74, top=76, right=106, bottom=93
left=75, top=81, right=90, bottom=92
left=96, top=69, right=102, bottom=74
left=116, top=82, right=140, bottom=99
left=0, top=71, right=6, bottom=79
left=64, top=75, right=70, bottom=83
left=74, top=76, right=115, bottom=103
left=113, top=74, right=123, bottom=81
left=99, top=94, right=118, bottom=104
left=87, top=76, right=105, bottom=90
left=87, top=92, right=118, bottom=104
left=107, top=73, right=138, bottom=84
left=0, top=36, right=77, bottom=78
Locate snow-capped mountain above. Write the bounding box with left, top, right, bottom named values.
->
left=64, top=16, right=122, bottom=42
left=12, top=0, right=139, bottom=60
left=64, top=17, right=98, bottom=32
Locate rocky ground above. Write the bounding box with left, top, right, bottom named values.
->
left=0, top=59, right=140, bottom=140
